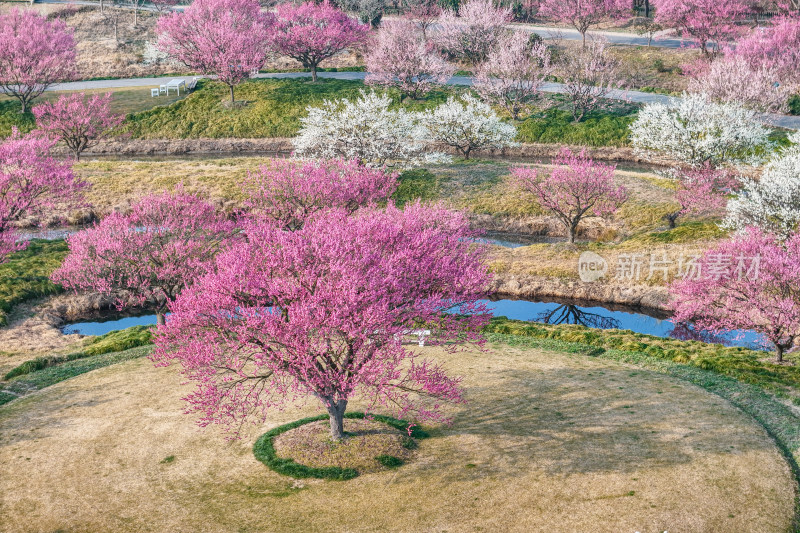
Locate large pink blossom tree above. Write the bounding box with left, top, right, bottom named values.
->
left=0, top=130, right=87, bottom=261
left=243, top=158, right=398, bottom=230
left=365, top=19, right=454, bottom=99
left=664, top=165, right=739, bottom=228
left=269, top=1, right=369, bottom=83
left=538, top=0, right=630, bottom=46
left=152, top=203, right=492, bottom=440
left=733, top=16, right=800, bottom=87
left=52, top=191, right=239, bottom=325
left=473, top=31, right=552, bottom=120
left=403, top=0, right=442, bottom=37
left=156, top=0, right=273, bottom=103
left=672, top=227, right=800, bottom=362
left=511, top=148, right=627, bottom=243
left=0, top=9, right=76, bottom=114
left=652, top=0, right=750, bottom=57
left=32, top=92, right=125, bottom=161
left=433, top=0, right=512, bottom=64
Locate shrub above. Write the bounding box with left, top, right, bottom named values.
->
left=516, top=108, right=634, bottom=147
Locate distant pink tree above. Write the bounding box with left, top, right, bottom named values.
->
left=653, top=0, right=749, bottom=57
left=52, top=191, right=238, bottom=325
left=560, top=39, right=622, bottom=122
left=269, top=1, right=369, bottom=82
left=672, top=227, right=800, bottom=362
left=538, top=0, right=630, bottom=46
left=434, top=0, right=513, bottom=64
left=664, top=165, right=739, bottom=228
left=243, top=158, right=398, bottom=230
left=512, top=148, right=627, bottom=243
left=156, top=0, right=273, bottom=103
left=0, top=9, right=76, bottom=114
left=152, top=203, right=492, bottom=440
left=733, top=16, right=800, bottom=87
left=0, top=130, right=87, bottom=261
left=473, top=31, right=552, bottom=119
left=365, top=19, right=454, bottom=99
left=32, top=92, right=125, bottom=161
left=403, top=0, right=442, bottom=37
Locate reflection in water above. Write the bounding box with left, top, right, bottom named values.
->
left=535, top=304, right=621, bottom=329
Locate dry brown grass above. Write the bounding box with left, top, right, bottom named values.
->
left=0, top=344, right=794, bottom=532
left=274, top=419, right=414, bottom=473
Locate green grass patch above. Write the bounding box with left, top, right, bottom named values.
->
left=393, top=168, right=440, bottom=207
left=485, top=317, right=800, bottom=402
left=516, top=108, right=636, bottom=147
left=3, top=325, right=154, bottom=380
left=253, top=412, right=429, bottom=480
left=0, top=240, right=68, bottom=326
left=0, top=345, right=152, bottom=406
left=626, top=221, right=729, bottom=245
left=375, top=454, right=404, bottom=468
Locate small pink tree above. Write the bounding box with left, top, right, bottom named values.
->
left=152, top=203, right=492, bottom=440
left=511, top=148, right=627, bottom=243
left=0, top=129, right=87, bottom=261
left=539, top=0, right=630, bottom=46
left=365, top=19, right=454, bottom=99
left=672, top=227, right=800, bottom=362
left=473, top=31, right=552, bottom=120
left=156, top=0, right=273, bottom=103
left=434, top=0, right=512, bottom=64
left=243, top=158, right=398, bottom=230
left=269, top=1, right=369, bottom=83
left=653, top=0, right=749, bottom=57
left=403, top=0, right=442, bottom=37
left=0, top=9, right=76, bottom=114
left=32, top=92, right=125, bottom=161
left=52, top=191, right=239, bottom=325
left=664, top=165, right=739, bottom=228
left=560, top=39, right=622, bottom=122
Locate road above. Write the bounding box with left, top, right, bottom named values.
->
left=47, top=71, right=800, bottom=130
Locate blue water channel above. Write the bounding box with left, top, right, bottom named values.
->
left=60, top=299, right=767, bottom=351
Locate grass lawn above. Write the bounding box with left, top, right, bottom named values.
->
left=0, top=343, right=795, bottom=532
left=0, top=241, right=68, bottom=327
left=0, top=86, right=188, bottom=137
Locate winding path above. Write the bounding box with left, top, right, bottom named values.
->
left=47, top=71, right=800, bottom=130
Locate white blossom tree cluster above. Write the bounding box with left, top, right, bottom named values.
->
left=295, top=90, right=518, bottom=166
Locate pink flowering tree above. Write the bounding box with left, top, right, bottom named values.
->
left=538, top=0, right=630, bottom=46
left=473, top=31, right=552, bottom=120
left=242, top=158, right=398, bottom=230
left=365, top=19, right=454, bottom=99
left=664, top=165, right=740, bottom=228
left=32, top=92, right=125, bottom=161
left=156, top=0, right=273, bottom=103
left=0, top=9, right=76, bottom=114
left=269, top=1, right=369, bottom=83
left=512, top=148, right=627, bottom=243
left=672, top=227, right=800, bottom=362
left=733, top=16, right=800, bottom=87
left=560, top=39, right=622, bottom=122
left=652, top=0, right=749, bottom=57
left=403, top=0, right=442, bottom=37
left=434, top=0, right=512, bottom=64
left=152, top=203, right=492, bottom=440
left=0, top=130, right=87, bottom=261
left=52, top=191, right=239, bottom=326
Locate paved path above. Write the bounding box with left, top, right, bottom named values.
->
left=48, top=71, right=798, bottom=130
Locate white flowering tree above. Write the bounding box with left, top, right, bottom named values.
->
left=724, top=132, right=800, bottom=239
left=294, top=90, right=449, bottom=167
left=422, top=92, right=518, bottom=159
left=629, top=93, right=773, bottom=168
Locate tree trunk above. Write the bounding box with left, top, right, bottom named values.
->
left=568, top=221, right=578, bottom=243
left=325, top=399, right=348, bottom=440
left=776, top=344, right=785, bottom=363
left=581, top=31, right=586, bottom=48
left=644, top=0, right=650, bottom=17
left=156, top=312, right=166, bottom=326
left=19, top=98, right=27, bottom=114
left=311, top=65, right=318, bottom=83
left=665, top=211, right=679, bottom=229
left=229, top=84, right=235, bottom=103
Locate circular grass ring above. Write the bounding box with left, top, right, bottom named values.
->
left=253, top=412, right=429, bottom=480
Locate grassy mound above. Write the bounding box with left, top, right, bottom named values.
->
left=0, top=240, right=68, bottom=326
left=253, top=412, right=429, bottom=480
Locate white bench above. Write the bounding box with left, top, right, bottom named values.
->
left=150, top=88, right=159, bottom=97
left=397, top=329, right=431, bottom=347
left=165, top=79, right=186, bottom=95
